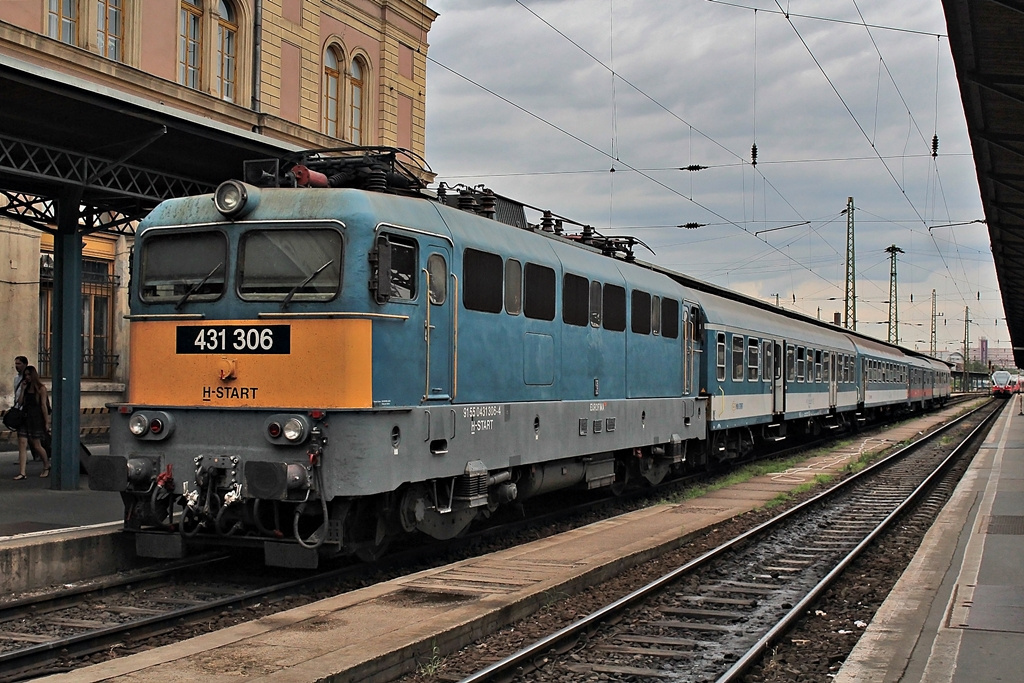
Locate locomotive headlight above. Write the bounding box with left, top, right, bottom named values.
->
left=213, top=180, right=260, bottom=219
left=283, top=418, right=305, bottom=442
left=129, top=413, right=150, bottom=436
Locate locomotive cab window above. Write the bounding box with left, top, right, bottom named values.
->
left=382, top=234, right=417, bottom=300
left=238, top=228, right=342, bottom=301
left=590, top=280, right=602, bottom=327
left=463, top=248, right=502, bottom=313
left=603, top=284, right=626, bottom=331
left=662, top=298, right=679, bottom=339
left=562, top=273, right=589, bottom=326
left=505, top=258, right=522, bottom=315
left=141, top=230, right=227, bottom=303
left=427, top=253, right=447, bottom=305
left=524, top=262, right=555, bottom=321
left=631, top=290, right=652, bottom=334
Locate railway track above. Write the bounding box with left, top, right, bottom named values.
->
left=454, top=399, right=998, bottom=683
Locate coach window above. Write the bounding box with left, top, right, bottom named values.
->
left=141, top=230, right=226, bottom=303
left=463, top=248, right=502, bottom=313
left=504, top=258, right=522, bottom=315
left=562, top=273, right=589, bottom=326
left=823, top=351, right=831, bottom=382
left=651, top=295, right=662, bottom=335
left=603, top=284, right=626, bottom=331
left=716, top=333, right=726, bottom=381
left=590, top=280, right=602, bottom=327
left=815, top=350, right=822, bottom=382
left=762, top=340, right=773, bottom=381
left=661, top=298, right=679, bottom=339
left=524, top=263, right=555, bottom=321
left=238, top=229, right=342, bottom=302
left=786, top=345, right=795, bottom=382
left=631, top=290, right=652, bottom=334
left=796, top=347, right=805, bottom=382
left=732, top=335, right=744, bottom=381
left=747, top=337, right=759, bottom=381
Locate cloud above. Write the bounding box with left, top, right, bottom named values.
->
left=424, top=0, right=1000, bottom=353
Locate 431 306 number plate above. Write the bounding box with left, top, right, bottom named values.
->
left=175, top=325, right=291, bottom=354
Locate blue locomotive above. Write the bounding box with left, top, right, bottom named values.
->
left=88, top=148, right=951, bottom=567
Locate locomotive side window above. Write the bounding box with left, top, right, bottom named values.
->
left=631, top=290, right=651, bottom=334
left=562, top=274, right=589, bottom=326
left=747, top=337, right=759, bottom=381
left=716, top=332, right=726, bottom=381
left=463, top=248, right=502, bottom=313
left=603, top=284, right=626, bottom=331
left=523, top=262, right=555, bottom=320
left=426, top=253, right=446, bottom=305
left=662, top=298, right=679, bottom=339
left=732, top=335, right=744, bottom=381
left=505, top=258, right=522, bottom=315
left=651, top=295, right=662, bottom=335
left=238, top=229, right=342, bottom=301
left=141, top=230, right=226, bottom=303
left=589, top=280, right=602, bottom=327
left=383, top=235, right=417, bottom=300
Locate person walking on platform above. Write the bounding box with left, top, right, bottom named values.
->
left=12, top=356, right=26, bottom=403
left=12, top=366, right=50, bottom=480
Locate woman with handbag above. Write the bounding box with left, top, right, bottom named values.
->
left=12, top=366, right=50, bottom=480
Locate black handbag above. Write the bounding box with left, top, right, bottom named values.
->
left=3, top=406, right=24, bottom=430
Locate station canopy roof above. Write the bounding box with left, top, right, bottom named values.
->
left=942, top=0, right=1024, bottom=368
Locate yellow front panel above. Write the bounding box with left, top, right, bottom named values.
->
left=129, top=319, right=372, bottom=408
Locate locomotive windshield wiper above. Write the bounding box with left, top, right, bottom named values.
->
left=174, top=262, right=223, bottom=311
left=281, top=259, right=334, bottom=310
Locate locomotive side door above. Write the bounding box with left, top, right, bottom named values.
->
left=423, top=246, right=453, bottom=402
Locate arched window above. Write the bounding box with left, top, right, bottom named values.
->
left=179, top=0, right=203, bottom=89
left=323, top=46, right=343, bottom=138
left=47, top=0, right=78, bottom=45
left=348, top=57, right=366, bottom=145
left=215, top=1, right=237, bottom=101
left=97, top=0, right=123, bottom=61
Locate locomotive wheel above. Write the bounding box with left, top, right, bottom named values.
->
left=639, top=457, right=670, bottom=487
left=354, top=535, right=392, bottom=563
left=610, top=458, right=632, bottom=496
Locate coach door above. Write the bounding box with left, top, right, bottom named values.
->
left=423, top=247, right=453, bottom=402
left=828, top=351, right=838, bottom=407
left=772, top=340, right=785, bottom=414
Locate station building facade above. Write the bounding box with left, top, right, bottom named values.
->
left=0, top=0, right=437, bottom=412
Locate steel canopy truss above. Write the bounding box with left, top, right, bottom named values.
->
left=0, top=130, right=213, bottom=235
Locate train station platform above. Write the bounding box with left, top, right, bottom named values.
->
left=836, top=398, right=1024, bottom=683
left=0, top=443, right=122, bottom=538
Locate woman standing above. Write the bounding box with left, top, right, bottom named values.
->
left=12, top=365, right=50, bottom=479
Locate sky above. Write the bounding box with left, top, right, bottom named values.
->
left=422, top=0, right=999, bottom=358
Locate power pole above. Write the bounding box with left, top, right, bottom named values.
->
left=885, top=244, right=904, bottom=344
left=963, top=306, right=970, bottom=391
left=930, top=289, right=938, bottom=357
left=844, top=197, right=856, bottom=330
